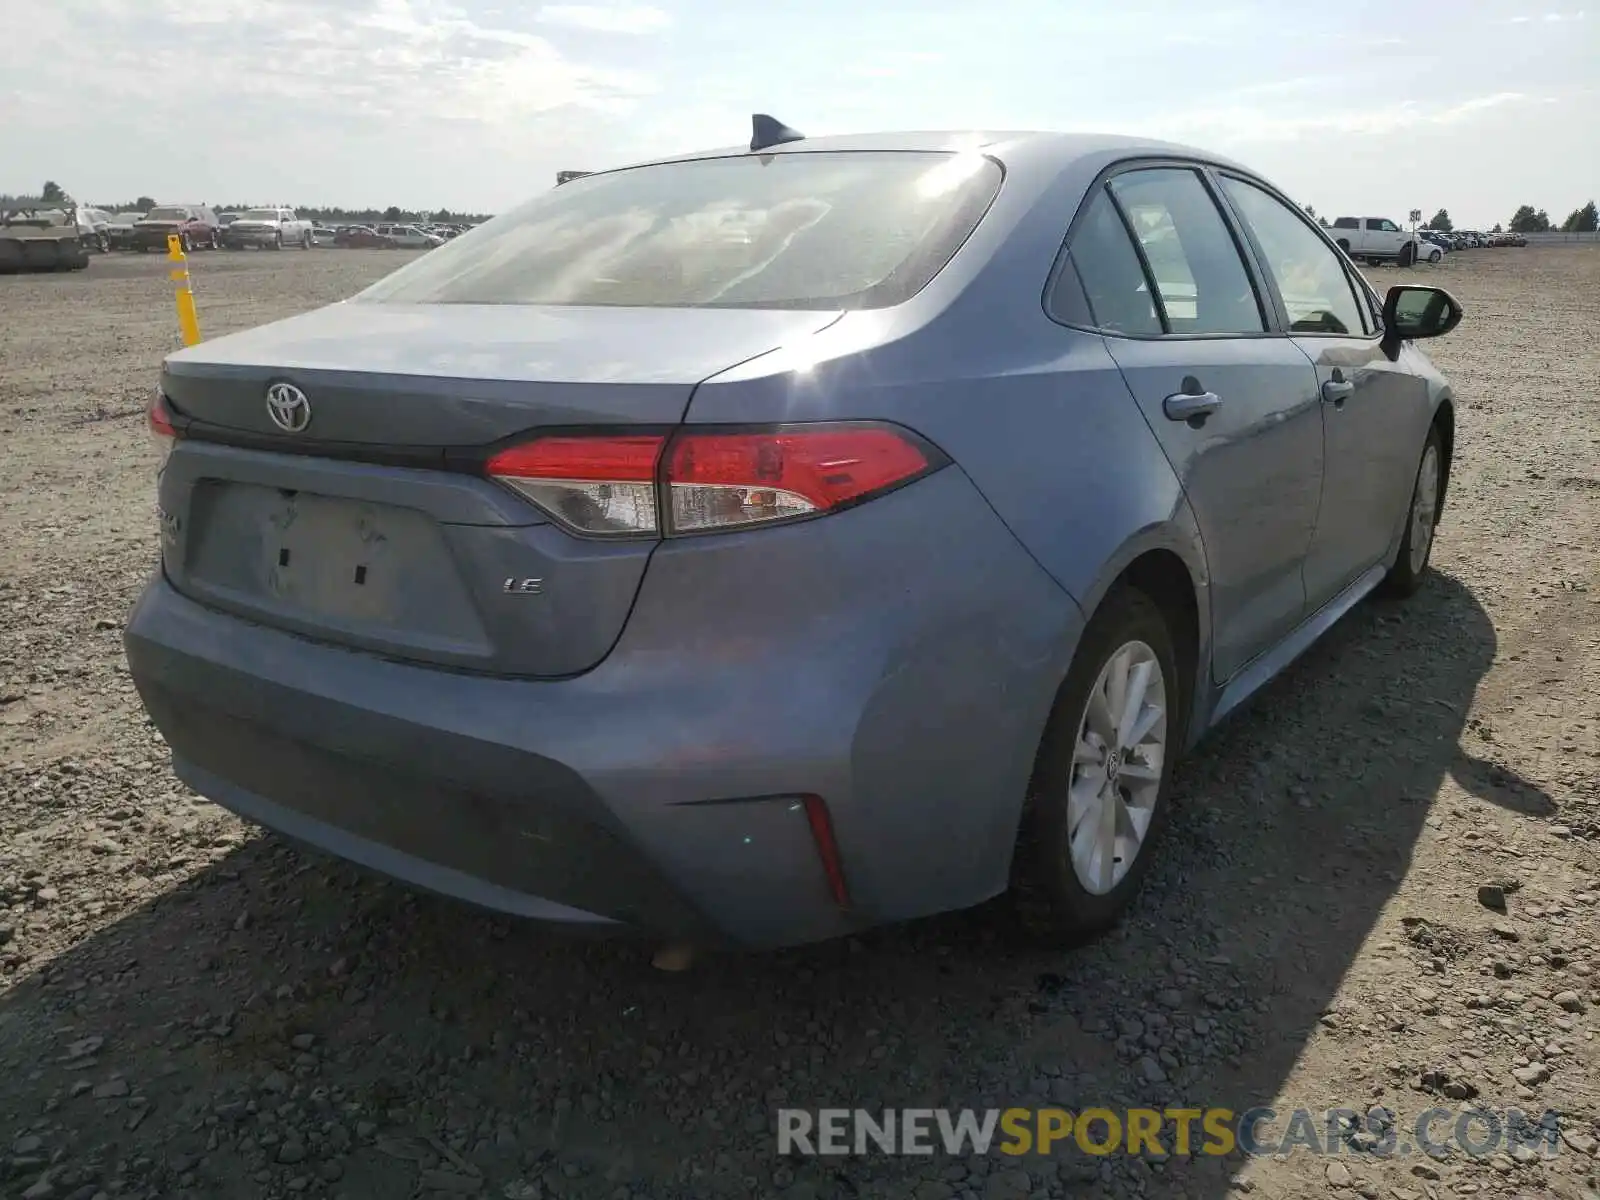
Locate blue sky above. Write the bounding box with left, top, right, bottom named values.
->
left=3, top=0, right=1595, bottom=228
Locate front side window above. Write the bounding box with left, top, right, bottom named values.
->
left=355, top=150, right=1003, bottom=310
left=1219, top=176, right=1368, bottom=336
left=1107, top=168, right=1265, bottom=335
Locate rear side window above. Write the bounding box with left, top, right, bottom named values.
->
left=1107, top=168, right=1265, bottom=335
left=1060, top=189, right=1162, bottom=335
left=354, top=151, right=1003, bottom=311
left=1218, top=176, right=1369, bottom=336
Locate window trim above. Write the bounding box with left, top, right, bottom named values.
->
left=1103, top=183, right=1172, bottom=333
left=1043, top=156, right=1281, bottom=341
left=1209, top=168, right=1383, bottom=342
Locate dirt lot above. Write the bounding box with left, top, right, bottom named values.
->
left=1, top=247, right=1597, bottom=1200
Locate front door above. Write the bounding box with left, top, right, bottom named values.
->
left=1216, top=175, right=1433, bottom=608
left=1071, top=167, right=1326, bottom=682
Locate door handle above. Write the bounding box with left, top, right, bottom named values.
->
left=1163, top=389, right=1222, bottom=423
left=1322, top=378, right=1354, bottom=406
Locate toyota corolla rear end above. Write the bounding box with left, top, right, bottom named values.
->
left=123, top=143, right=1081, bottom=948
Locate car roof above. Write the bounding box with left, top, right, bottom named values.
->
left=604, top=128, right=1261, bottom=179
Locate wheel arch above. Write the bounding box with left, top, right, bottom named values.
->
left=1060, top=516, right=1211, bottom=752
left=1432, top=395, right=1455, bottom=518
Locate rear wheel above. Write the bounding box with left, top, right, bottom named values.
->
left=1379, top=424, right=1444, bottom=598
left=272, top=232, right=284, bottom=251
left=1012, top=586, right=1182, bottom=945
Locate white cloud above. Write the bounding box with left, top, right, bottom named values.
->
left=1143, top=90, right=1539, bottom=144
left=2, top=0, right=653, bottom=124
left=535, top=4, right=671, bottom=34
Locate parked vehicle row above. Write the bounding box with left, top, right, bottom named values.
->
left=77, top=204, right=471, bottom=255
left=326, top=222, right=454, bottom=249
left=1418, top=229, right=1527, bottom=252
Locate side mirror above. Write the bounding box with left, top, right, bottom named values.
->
left=1382, top=285, right=1463, bottom=343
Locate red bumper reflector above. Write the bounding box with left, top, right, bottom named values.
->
left=801, top=794, right=851, bottom=910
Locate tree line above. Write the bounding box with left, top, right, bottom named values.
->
left=1420, top=203, right=1597, bottom=234
left=6, top=182, right=493, bottom=225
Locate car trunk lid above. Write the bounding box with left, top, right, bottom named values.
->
left=156, top=302, right=840, bottom=677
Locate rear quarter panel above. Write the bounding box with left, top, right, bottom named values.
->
left=689, top=139, right=1211, bottom=634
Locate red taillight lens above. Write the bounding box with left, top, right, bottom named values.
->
left=664, top=427, right=934, bottom=533
left=485, top=434, right=665, bottom=536
left=148, top=391, right=178, bottom=469
left=483, top=424, right=938, bottom=537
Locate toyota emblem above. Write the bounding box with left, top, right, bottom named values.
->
left=265, top=382, right=311, bottom=433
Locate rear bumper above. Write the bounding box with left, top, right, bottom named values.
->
left=125, top=469, right=1080, bottom=948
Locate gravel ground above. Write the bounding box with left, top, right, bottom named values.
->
left=1, top=247, right=1597, bottom=1200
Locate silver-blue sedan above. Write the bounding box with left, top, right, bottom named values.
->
left=125, top=120, right=1462, bottom=950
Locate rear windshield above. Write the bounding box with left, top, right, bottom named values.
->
left=145, top=207, right=190, bottom=221
left=353, top=150, right=1003, bottom=311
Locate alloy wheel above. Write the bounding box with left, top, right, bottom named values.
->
left=1409, top=442, right=1441, bottom=575
left=1066, top=640, right=1169, bottom=895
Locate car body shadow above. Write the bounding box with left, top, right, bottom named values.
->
left=0, top=571, right=1508, bottom=1199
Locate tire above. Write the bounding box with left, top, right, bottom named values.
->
left=271, top=232, right=283, bottom=251
left=302, top=231, right=313, bottom=249
left=1011, top=585, right=1184, bottom=945
left=1379, top=424, right=1445, bottom=599
left=1398, top=241, right=1416, bottom=268
left=179, top=232, right=192, bottom=253
left=1427, top=249, right=1442, bottom=263
left=1336, top=238, right=1351, bottom=254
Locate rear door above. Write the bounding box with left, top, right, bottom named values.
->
left=1217, top=175, right=1432, bottom=607
left=1069, top=165, right=1324, bottom=682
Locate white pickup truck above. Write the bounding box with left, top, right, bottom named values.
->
left=1328, top=217, right=1425, bottom=267
left=222, top=207, right=315, bottom=250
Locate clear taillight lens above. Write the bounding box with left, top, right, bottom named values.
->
left=485, top=435, right=665, bottom=536
left=148, top=391, right=178, bottom=471
left=484, top=424, right=941, bottom=538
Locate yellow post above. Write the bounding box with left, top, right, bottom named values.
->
left=167, top=234, right=202, bottom=346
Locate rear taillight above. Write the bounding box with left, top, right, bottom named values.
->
left=484, top=423, right=941, bottom=537
left=485, top=434, right=665, bottom=536
left=148, top=391, right=178, bottom=470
